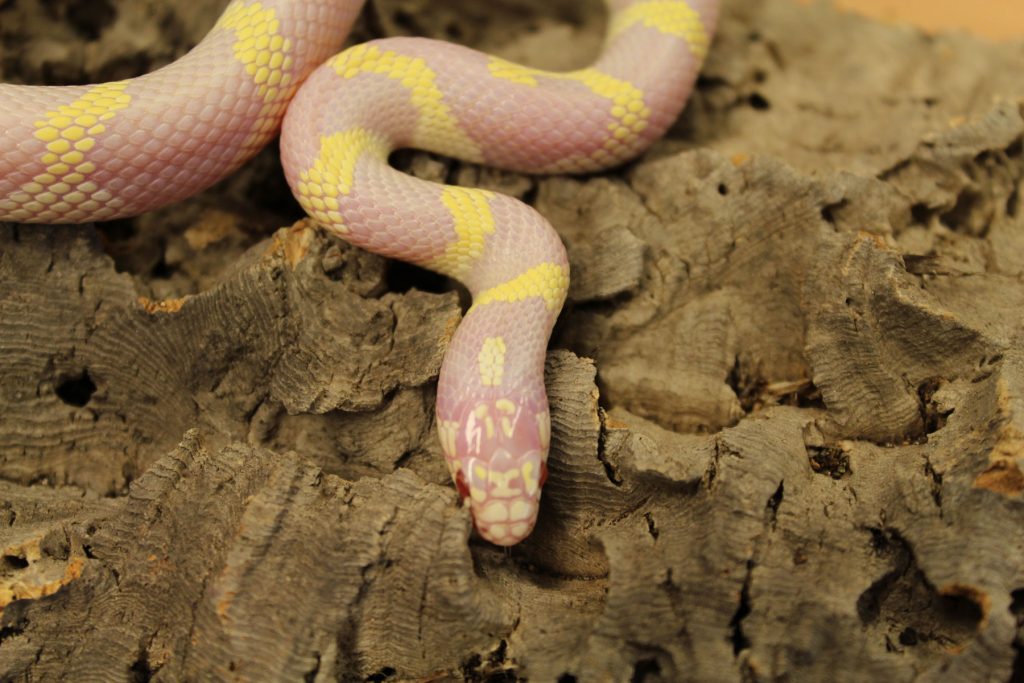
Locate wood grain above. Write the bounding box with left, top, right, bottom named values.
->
left=2, top=0, right=1024, bottom=680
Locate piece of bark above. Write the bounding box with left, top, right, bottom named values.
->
left=1, top=431, right=511, bottom=680
left=2, top=0, right=1024, bottom=680
left=0, top=222, right=457, bottom=494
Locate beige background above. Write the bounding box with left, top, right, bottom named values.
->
left=807, top=0, right=1024, bottom=40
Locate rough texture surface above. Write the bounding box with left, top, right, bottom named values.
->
left=2, top=0, right=1024, bottom=681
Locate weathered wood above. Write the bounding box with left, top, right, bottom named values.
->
left=2, top=0, right=1024, bottom=681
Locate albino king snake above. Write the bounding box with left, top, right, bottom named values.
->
left=0, top=0, right=718, bottom=545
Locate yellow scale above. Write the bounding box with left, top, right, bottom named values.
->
left=217, top=0, right=299, bottom=157
left=0, top=82, right=131, bottom=223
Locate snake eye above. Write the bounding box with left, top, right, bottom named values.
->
left=454, top=469, right=471, bottom=499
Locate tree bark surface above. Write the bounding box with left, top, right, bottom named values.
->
left=2, top=0, right=1024, bottom=681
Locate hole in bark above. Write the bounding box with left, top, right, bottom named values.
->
left=521, top=181, right=540, bottom=207
left=898, top=627, right=919, bottom=646
left=806, top=445, right=851, bottom=479
left=717, top=183, right=729, bottom=196
left=935, top=591, right=985, bottom=633
left=729, top=560, right=754, bottom=655
left=392, top=9, right=416, bottom=33
left=820, top=199, right=847, bottom=227
left=867, top=526, right=896, bottom=554
left=459, top=655, right=517, bottom=683
left=0, top=624, right=23, bottom=644
left=747, top=93, right=770, bottom=110
left=695, top=74, right=728, bottom=91
left=461, top=653, right=483, bottom=678
left=630, top=659, right=661, bottom=682
left=489, top=640, right=508, bottom=667
left=974, top=352, right=1007, bottom=385
left=1012, top=589, right=1024, bottom=618
left=100, top=218, right=137, bottom=242
left=28, top=473, right=55, bottom=487
left=2, top=555, right=28, bottom=570
left=857, top=528, right=985, bottom=651
left=765, top=481, right=784, bottom=528
left=597, top=426, right=622, bottom=486
left=910, top=203, right=934, bottom=226
left=780, top=380, right=824, bottom=409
left=66, top=0, right=117, bottom=40
left=305, top=652, right=323, bottom=682
left=939, top=188, right=988, bottom=236
left=1007, top=186, right=1019, bottom=218
left=56, top=370, right=96, bottom=407
left=444, top=21, right=464, bottom=40
left=385, top=260, right=450, bottom=294
left=557, top=675, right=578, bottom=683
left=393, top=451, right=414, bottom=469
left=726, top=356, right=767, bottom=413
left=599, top=457, right=622, bottom=486
left=644, top=512, right=659, bottom=540
left=923, top=459, right=943, bottom=508
left=971, top=369, right=994, bottom=385
left=918, top=378, right=953, bottom=437
left=150, top=254, right=173, bottom=279
left=365, top=665, right=396, bottom=682
left=1013, top=591, right=1024, bottom=683
left=129, top=649, right=152, bottom=682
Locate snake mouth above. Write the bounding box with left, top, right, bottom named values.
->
left=465, top=478, right=543, bottom=546
left=439, top=393, right=551, bottom=545
left=473, top=502, right=539, bottom=546
left=452, top=447, right=547, bottom=546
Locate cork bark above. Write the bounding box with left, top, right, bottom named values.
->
left=2, top=0, right=1024, bottom=681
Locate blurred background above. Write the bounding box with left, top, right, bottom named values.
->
left=808, top=0, right=1024, bottom=41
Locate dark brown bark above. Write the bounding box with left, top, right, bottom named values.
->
left=2, top=0, right=1024, bottom=680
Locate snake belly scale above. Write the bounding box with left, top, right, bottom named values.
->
left=0, top=0, right=718, bottom=545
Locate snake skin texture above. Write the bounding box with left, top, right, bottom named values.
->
left=0, top=0, right=718, bottom=545
left=0, top=1, right=359, bottom=221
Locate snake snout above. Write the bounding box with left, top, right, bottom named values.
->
left=461, top=447, right=545, bottom=546
left=440, top=396, right=551, bottom=545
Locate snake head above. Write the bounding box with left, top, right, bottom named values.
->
left=437, top=395, right=550, bottom=546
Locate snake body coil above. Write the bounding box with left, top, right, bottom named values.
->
left=0, top=0, right=717, bottom=545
